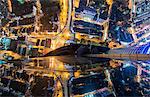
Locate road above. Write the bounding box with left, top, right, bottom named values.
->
left=0, top=50, right=21, bottom=60
left=67, top=0, right=73, bottom=28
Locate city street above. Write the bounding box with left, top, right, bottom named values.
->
left=0, top=0, right=150, bottom=97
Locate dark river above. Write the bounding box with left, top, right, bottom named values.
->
left=0, top=56, right=150, bottom=97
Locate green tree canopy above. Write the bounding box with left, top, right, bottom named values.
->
left=17, top=0, right=25, bottom=4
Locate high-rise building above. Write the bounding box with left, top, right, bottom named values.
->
left=131, top=0, right=150, bottom=42
left=0, top=0, right=9, bottom=27
left=108, top=0, right=150, bottom=54
left=108, top=43, right=150, bottom=54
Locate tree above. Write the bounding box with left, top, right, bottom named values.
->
left=17, top=0, right=25, bottom=4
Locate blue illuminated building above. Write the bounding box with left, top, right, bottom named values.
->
left=109, top=43, right=150, bottom=54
